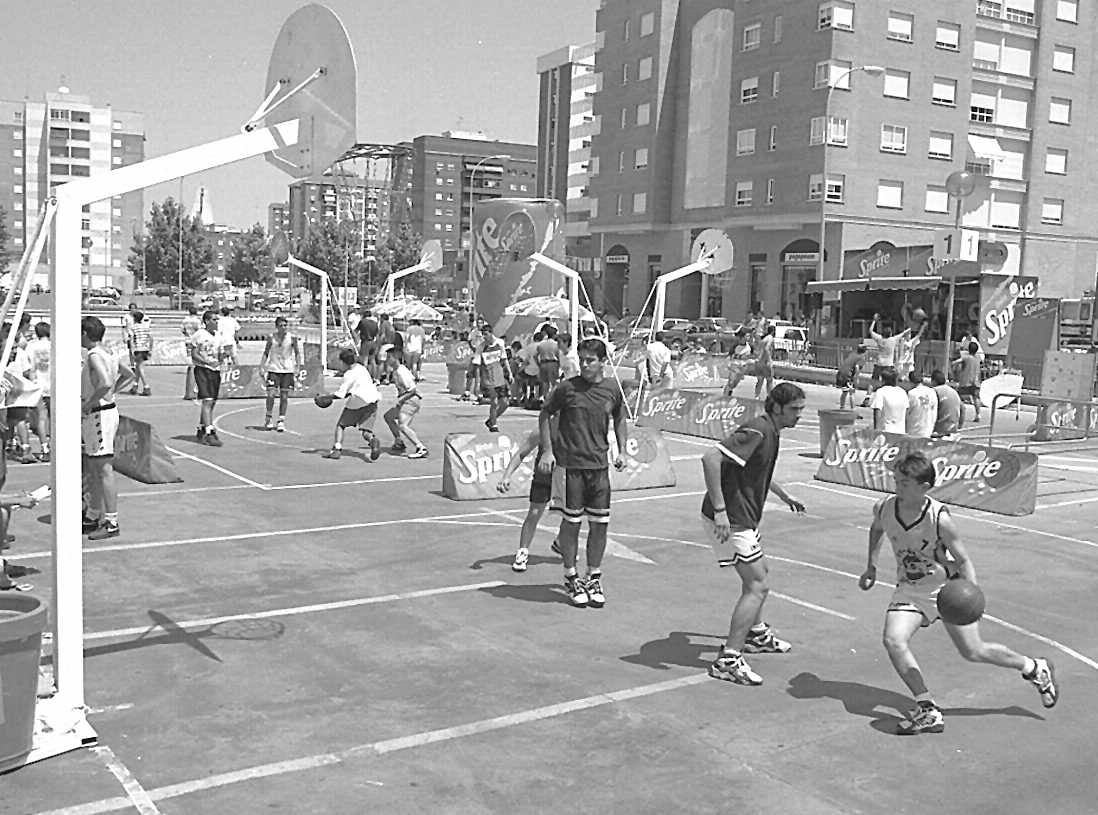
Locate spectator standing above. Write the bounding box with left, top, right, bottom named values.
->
left=645, top=331, right=672, bottom=389
left=535, top=327, right=560, bottom=401
left=479, top=325, right=512, bottom=432
left=558, top=333, right=580, bottom=380
left=905, top=372, right=939, bottom=439
left=377, top=314, right=397, bottom=384
left=871, top=368, right=909, bottom=434
left=25, top=322, right=51, bottom=462
left=836, top=344, right=867, bottom=409
left=216, top=306, right=241, bottom=365
left=180, top=306, right=202, bottom=400
left=953, top=342, right=983, bottom=421
left=931, top=370, right=963, bottom=437
left=127, top=310, right=153, bottom=396
left=753, top=324, right=776, bottom=400
left=404, top=318, right=426, bottom=381
left=358, top=309, right=380, bottom=378
left=81, top=316, right=128, bottom=539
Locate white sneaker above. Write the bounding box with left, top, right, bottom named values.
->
left=275, top=419, right=286, bottom=433
left=708, top=649, right=763, bottom=686
left=511, top=549, right=529, bottom=572
left=1027, top=658, right=1058, bottom=708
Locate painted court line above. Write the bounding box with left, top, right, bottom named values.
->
left=39, top=674, right=711, bottom=815
left=119, top=474, right=438, bottom=499
left=769, top=591, right=856, bottom=621
left=90, top=746, right=162, bottom=815
left=10, top=510, right=504, bottom=561
left=84, top=581, right=506, bottom=642
left=163, top=446, right=269, bottom=491
left=792, top=481, right=1098, bottom=551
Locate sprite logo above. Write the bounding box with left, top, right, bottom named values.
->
left=825, top=436, right=1007, bottom=485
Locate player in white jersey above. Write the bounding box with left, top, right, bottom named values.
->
left=859, top=451, right=1058, bottom=735
left=259, top=316, right=302, bottom=432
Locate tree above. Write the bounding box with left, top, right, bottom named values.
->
left=226, top=223, right=274, bottom=287
left=0, top=204, right=12, bottom=276
left=292, top=218, right=365, bottom=294
left=127, top=198, right=212, bottom=289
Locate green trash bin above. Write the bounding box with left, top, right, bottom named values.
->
left=0, top=592, right=47, bottom=774
left=817, top=409, right=859, bottom=458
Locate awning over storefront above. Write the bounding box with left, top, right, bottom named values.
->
left=806, top=276, right=942, bottom=293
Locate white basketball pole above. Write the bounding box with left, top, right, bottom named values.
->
left=44, top=119, right=301, bottom=760
left=650, top=260, right=712, bottom=343
left=527, top=252, right=582, bottom=343
left=285, top=255, right=331, bottom=367
left=383, top=260, right=430, bottom=302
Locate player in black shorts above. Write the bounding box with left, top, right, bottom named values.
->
left=497, top=427, right=558, bottom=572
left=538, top=338, right=627, bottom=607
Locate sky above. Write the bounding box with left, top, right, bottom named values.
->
left=0, top=0, right=600, bottom=229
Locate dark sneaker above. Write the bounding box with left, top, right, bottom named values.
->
left=88, top=521, right=120, bottom=541
left=565, top=574, right=588, bottom=607
left=407, top=447, right=428, bottom=459
left=511, top=549, right=529, bottom=572
left=196, top=427, right=206, bottom=442
left=585, top=575, right=605, bottom=607
left=82, top=516, right=100, bottom=535
left=708, top=649, right=763, bottom=686
left=142, top=388, right=152, bottom=397
left=743, top=626, right=792, bottom=654
left=369, top=435, right=382, bottom=461
left=1026, top=658, right=1058, bottom=708
left=204, top=430, right=223, bottom=447
left=896, top=702, right=944, bottom=735
left=390, top=442, right=407, bottom=454
left=485, top=420, right=499, bottom=433
left=322, top=448, right=342, bottom=460
left=37, top=451, right=50, bottom=463
left=550, top=539, right=562, bottom=557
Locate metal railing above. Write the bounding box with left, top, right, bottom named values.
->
left=989, top=392, right=1098, bottom=451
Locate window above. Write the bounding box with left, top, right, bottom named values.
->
left=766, top=178, right=775, bottom=204
left=741, top=76, right=759, bottom=104
left=883, top=69, right=910, bottom=99
left=826, top=173, right=845, bottom=203
left=635, top=147, right=649, bottom=169
left=13, top=166, right=21, bottom=176
left=772, top=71, right=781, bottom=97
left=932, top=77, right=957, bottom=106
left=622, top=62, right=631, bottom=84
left=434, top=192, right=443, bottom=201
left=773, top=15, right=783, bottom=43
left=434, top=208, right=443, bottom=216
left=51, top=163, right=69, bottom=175
left=640, top=11, right=655, bottom=36
left=12, top=147, right=22, bottom=158
left=636, top=102, right=650, bottom=126
left=810, top=116, right=825, bottom=145
left=1057, top=0, right=1078, bottom=22
left=818, top=2, right=854, bottom=31
left=13, top=184, right=22, bottom=194
left=877, top=179, right=904, bottom=208
left=768, top=125, right=777, bottom=151
left=743, top=22, right=761, bottom=50
left=445, top=224, right=454, bottom=232
left=1042, top=198, right=1064, bottom=225
left=615, top=195, right=624, bottom=216
left=887, top=11, right=914, bottom=41
left=815, top=59, right=853, bottom=89
left=618, top=151, right=626, bottom=173
left=735, top=180, right=753, bottom=207
left=808, top=173, right=823, bottom=201
left=638, top=56, right=653, bottom=81
left=112, top=207, right=122, bottom=216
left=589, top=198, right=599, bottom=219
left=1045, top=148, right=1068, bottom=174
left=936, top=20, right=960, bottom=49
left=435, top=176, right=444, bottom=186
left=971, top=100, right=995, bottom=123
left=623, top=18, right=630, bottom=41
left=433, top=224, right=442, bottom=232
left=925, top=186, right=949, bottom=213
left=1050, top=97, right=1072, bottom=124
left=80, top=218, right=90, bottom=230
left=1053, top=46, right=1075, bottom=73
left=880, top=124, right=907, bottom=153
left=827, top=117, right=848, bottom=145
left=13, top=201, right=22, bottom=212
left=12, top=131, right=21, bottom=141
left=736, top=128, right=757, bottom=155
left=633, top=192, right=648, bottom=214
left=621, top=107, right=629, bottom=129
left=928, top=131, right=954, bottom=160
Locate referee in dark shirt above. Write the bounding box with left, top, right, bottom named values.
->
left=700, top=382, right=806, bottom=686
left=538, top=338, right=627, bottom=608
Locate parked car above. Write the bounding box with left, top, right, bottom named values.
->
left=628, top=316, right=691, bottom=338
left=771, top=322, right=809, bottom=360
left=84, top=296, right=120, bottom=309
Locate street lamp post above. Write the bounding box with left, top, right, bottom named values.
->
left=466, top=153, right=510, bottom=308
left=818, top=65, right=884, bottom=331
left=943, top=170, right=977, bottom=373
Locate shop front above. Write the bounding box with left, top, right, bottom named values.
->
left=603, top=245, right=630, bottom=318
left=779, top=240, right=821, bottom=323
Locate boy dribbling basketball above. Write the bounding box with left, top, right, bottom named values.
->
left=859, top=451, right=1058, bottom=734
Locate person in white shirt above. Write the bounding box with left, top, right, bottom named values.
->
left=4, top=324, right=37, bottom=464
left=558, top=332, right=581, bottom=380
left=645, top=332, right=672, bottom=389
left=216, top=306, right=241, bottom=364
left=870, top=368, right=910, bottom=434
left=190, top=310, right=228, bottom=446
left=383, top=345, right=427, bottom=458
left=895, top=320, right=928, bottom=383
left=866, top=313, right=901, bottom=404
left=904, top=371, right=939, bottom=438
left=25, top=322, right=52, bottom=462
left=320, top=348, right=382, bottom=461
left=403, top=319, right=427, bottom=381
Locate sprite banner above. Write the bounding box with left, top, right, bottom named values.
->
left=635, top=389, right=765, bottom=441
left=815, top=426, right=1038, bottom=515
left=114, top=415, right=183, bottom=485
left=441, top=426, right=676, bottom=501
left=218, top=363, right=324, bottom=399
left=1031, top=399, right=1098, bottom=442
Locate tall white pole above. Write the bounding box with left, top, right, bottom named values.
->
left=321, top=272, right=328, bottom=368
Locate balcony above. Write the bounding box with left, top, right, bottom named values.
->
left=970, top=61, right=1036, bottom=91
left=975, top=1, right=1038, bottom=37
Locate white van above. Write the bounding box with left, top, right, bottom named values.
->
left=770, top=322, right=808, bottom=360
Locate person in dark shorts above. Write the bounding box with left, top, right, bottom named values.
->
left=259, top=316, right=302, bottom=432
left=536, top=326, right=560, bottom=401
left=953, top=342, right=983, bottom=421
left=700, top=382, right=807, bottom=686
left=479, top=325, right=513, bottom=432
left=538, top=338, right=627, bottom=608
left=320, top=348, right=383, bottom=461
left=357, top=309, right=380, bottom=378
left=190, top=309, right=226, bottom=447
left=836, top=344, right=867, bottom=409
left=497, top=426, right=559, bottom=572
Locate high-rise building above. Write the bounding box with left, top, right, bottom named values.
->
left=390, top=132, right=539, bottom=295
left=287, top=171, right=391, bottom=269
left=267, top=202, right=290, bottom=238
left=0, top=87, right=144, bottom=290
left=589, top=0, right=1098, bottom=335
left=537, top=43, right=599, bottom=271
left=204, top=224, right=247, bottom=286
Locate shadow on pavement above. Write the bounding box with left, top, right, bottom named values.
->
left=477, top=582, right=571, bottom=605
left=620, top=631, right=723, bottom=671
left=469, top=553, right=559, bottom=571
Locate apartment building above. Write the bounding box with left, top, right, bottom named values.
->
left=588, top=0, right=1098, bottom=332
left=287, top=172, right=391, bottom=266
left=267, top=202, right=290, bottom=239
left=537, top=43, right=599, bottom=272
left=390, top=132, right=538, bottom=292
left=0, top=87, right=144, bottom=290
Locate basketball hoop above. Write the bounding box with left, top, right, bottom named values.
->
left=691, top=229, right=734, bottom=276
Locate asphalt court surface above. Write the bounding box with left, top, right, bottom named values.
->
left=5, top=364, right=1097, bottom=814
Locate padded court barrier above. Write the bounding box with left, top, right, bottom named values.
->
left=441, top=425, right=676, bottom=501
left=635, top=388, right=765, bottom=441
left=815, top=426, right=1038, bottom=515
left=217, top=363, right=324, bottom=399
left=113, top=415, right=183, bottom=485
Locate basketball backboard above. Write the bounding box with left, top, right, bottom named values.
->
left=268, top=230, right=291, bottom=265
left=692, top=229, right=734, bottom=275
left=421, top=239, right=443, bottom=273
left=263, top=4, right=357, bottom=178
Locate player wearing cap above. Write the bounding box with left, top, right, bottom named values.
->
left=320, top=348, right=383, bottom=461
left=700, top=382, right=806, bottom=686
left=259, top=316, right=302, bottom=432
left=859, top=451, right=1058, bottom=734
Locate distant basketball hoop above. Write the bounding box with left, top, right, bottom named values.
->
left=691, top=229, right=735, bottom=276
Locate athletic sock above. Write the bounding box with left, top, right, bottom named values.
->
left=1021, top=658, right=1037, bottom=678
left=103, top=512, right=119, bottom=526
left=564, top=567, right=578, bottom=579
left=915, top=692, right=935, bottom=706
left=749, top=623, right=769, bottom=635
left=334, top=443, right=342, bottom=450
left=206, top=425, right=216, bottom=434
left=587, top=569, right=602, bottom=579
